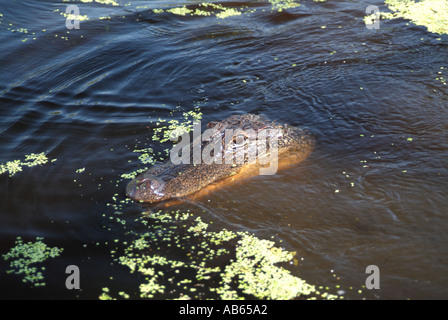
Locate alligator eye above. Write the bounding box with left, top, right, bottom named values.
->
left=149, top=179, right=166, bottom=199
left=233, top=135, right=245, bottom=144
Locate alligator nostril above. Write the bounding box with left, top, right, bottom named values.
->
left=125, top=179, right=139, bottom=199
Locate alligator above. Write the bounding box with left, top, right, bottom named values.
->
left=126, top=114, right=313, bottom=204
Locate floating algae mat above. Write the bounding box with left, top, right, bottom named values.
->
left=382, top=0, right=448, bottom=35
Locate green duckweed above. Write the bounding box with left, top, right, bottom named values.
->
left=382, top=0, right=448, bottom=35
left=2, top=237, right=63, bottom=286
left=61, top=12, right=89, bottom=22
left=0, top=152, right=55, bottom=177
left=66, top=0, right=119, bottom=5
left=155, top=0, right=300, bottom=19
left=268, top=0, right=301, bottom=11
left=58, top=0, right=120, bottom=28
left=119, top=147, right=157, bottom=180
left=162, top=4, right=242, bottom=19
left=216, top=233, right=321, bottom=299
left=436, top=66, right=447, bottom=85
left=99, top=287, right=116, bottom=300
left=166, top=6, right=193, bottom=16
left=103, top=206, right=341, bottom=300
left=151, top=108, right=203, bottom=144
left=10, top=0, right=305, bottom=44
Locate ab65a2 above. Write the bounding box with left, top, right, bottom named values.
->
left=222, top=304, right=267, bottom=315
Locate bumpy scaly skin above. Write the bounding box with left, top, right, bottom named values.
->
left=126, top=114, right=313, bottom=203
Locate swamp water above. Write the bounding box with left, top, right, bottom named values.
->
left=0, top=0, right=447, bottom=299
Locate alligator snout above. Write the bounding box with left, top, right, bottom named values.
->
left=126, top=177, right=167, bottom=202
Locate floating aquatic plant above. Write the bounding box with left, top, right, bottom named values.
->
left=268, top=0, right=301, bottom=11
left=160, top=4, right=242, bottom=19
left=63, top=0, right=119, bottom=5
left=0, top=152, right=56, bottom=177
left=76, top=167, right=86, bottom=173
left=2, top=237, right=63, bottom=286
left=104, top=207, right=341, bottom=300
left=151, top=108, right=203, bottom=144
left=60, top=12, right=90, bottom=22
left=118, top=107, right=202, bottom=184
left=382, top=0, right=448, bottom=35
left=436, top=66, right=447, bottom=85
left=153, top=0, right=300, bottom=19
left=215, top=233, right=320, bottom=299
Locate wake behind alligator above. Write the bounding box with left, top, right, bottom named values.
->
left=126, top=114, right=313, bottom=204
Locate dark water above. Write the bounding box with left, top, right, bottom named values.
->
left=0, top=0, right=447, bottom=299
